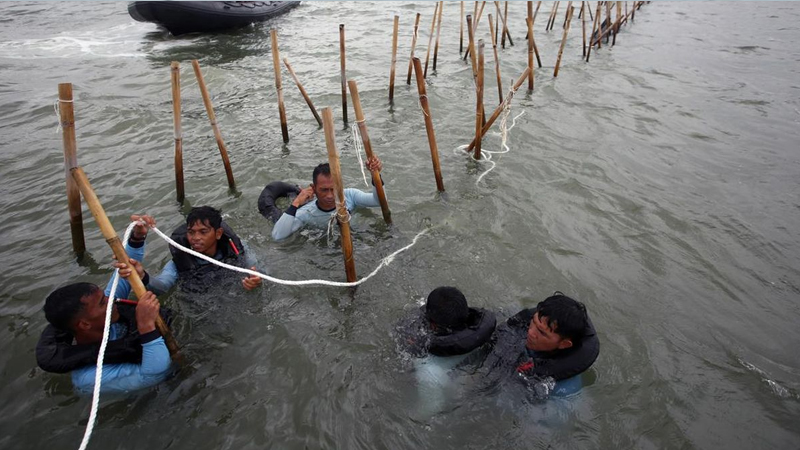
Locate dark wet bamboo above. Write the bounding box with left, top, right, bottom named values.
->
left=495, top=2, right=500, bottom=44
left=433, top=2, right=444, bottom=71
left=581, top=2, right=587, bottom=57
left=283, top=58, right=322, bottom=126
left=586, top=1, right=602, bottom=61
left=527, top=2, right=534, bottom=89
left=474, top=40, right=485, bottom=160
left=321, top=108, right=357, bottom=282
left=339, top=24, right=348, bottom=124
left=389, top=15, right=399, bottom=102
left=348, top=80, right=392, bottom=225
left=497, top=1, right=514, bottom=48
left=546, top=1, right=558, bottom=31
left=58, top=83, right=86, bottom=255
left=423, top=2, right=439, bottom=77
left=488, top=14, right=503, bottom=104
left=465, top=66, right=530, bottom=153
left=554, top=3, right=574, bottom=77
left=463, top=1, right=486, bottom=60
left=411, top=57, right=445, bottom=192
left=406, top=13, right=422, bottom=85
left=612, top=1, right=622, bottom=46
left=169, top=62, right=185, bottom=202
left=460, top=1, right=464, bottom=53
left=466, top=15, right=478, bottom=83
left=192, top=60, right=236, bottom=189
left=270, top=30, right=290, bottom=142
left=71, top=167, right=180, bottom=360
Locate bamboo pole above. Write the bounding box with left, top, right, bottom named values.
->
left=586, top=1, right=602, bottom=61
left=631, top=1, right=636, bottom=21
left=612, top=1, right=622, bottom=46
left=495, top=2, right=500, bottom=44
left=348, top=80, right=392, bottom=225
left=433, top=2, right=444, bottom=72
left=321, top=108, right=357, bottom=282
left=460, top=1, right=465, bottom=53
left=605, top=2, right=611, bottom=44
left=554, top=3, right=574, bottom=77
left=389, top=15, right=399, bottom=102
left=423, top=2, right=439, bottom=78
left=533, top=1, right=543, bottom=23
left=463, top=1, right=486, bottom=60
left=531, top=17, right=543, bottom=68
left=191, top=60, right=236, bottom=189
left=546, top=1, right=558, bottom=31
left=411, top=57, right=445, bottom=192
left=270, top=30, right=290, bottom=143
left=581, top=2, right=587, bottom=57
left=488, top=14, right=504, bottom=104
left=58, top=83, right=86, bottom=255
left=466, top=15, right=478, bottom=84
left=465, top=67, right=530, bottom=153
left=474, top=40, right=485, bottom=160
left=339, top=24, right=348, bottom=124
left=527, top=2, right=534, bottom=90
left=499, top=1, right=514, bottom=48
left=70, top=167, right=180, bottom=359
left=283, top=58, right=322, bottom=126
left=169, top=62, right=185, bottom=203
left=406, top=13, right=422, bottom=85
left=563, top=1, right=572, bottom=28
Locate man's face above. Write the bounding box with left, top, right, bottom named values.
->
left=187, top=219, right=223, bottom=256
left=313, top=174, right=337, bottom=211
left=77, top=289, right=119, bottom=341
left=526, top=312, right=572, bottom=352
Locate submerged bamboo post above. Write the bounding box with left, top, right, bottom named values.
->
left=488, top=14, right=504, bottom=104
left=586, top=1, right=602, bottom=61
left=70, top=167, right=180, bottom=359
left=474, top=40, right=485, bottom=160
left=411, top=57, right=445, bottom=192
left=283, top=58, right=322, bottom=126
left=605, top=2, right=611, bottom=44
left=192, top=60, right=236, bottom=189
left=389, top=15, right=399, bottom=102
left=527, top=2, right=534, bottom=90
left=169, top=62, right=185, bottom=202
left=463, top=1, right=486, bottom=60
left=546, top=1, right=558, bottom=31
left=554, top=3, right=574, bottom=77
left=612, top=1, right=622, bottom=46
left=466, top=15, right=478, bottom=83
left=423, top=2, right=439, bottom=78
left=58, top=83, right=86, bottom=255
left=497, top=1, right=513, bottom=48
left=406, top=13, right=422, bottom=85
left=495, top=2, right=500, bottom=44
left=348, top=80, right=392, bottom=225
left=460, top=1, right=465, bottom=53
left=339, top=24, right=348, bottom=124
left=270, top=30, right=290, bottom=143
left=581, top=2, right=587, bottom=57
left=321, top=108, right=357, bottom=282
left=433, top=1, right=444, bottom=72
left=465, top=67, right=530, bottom=153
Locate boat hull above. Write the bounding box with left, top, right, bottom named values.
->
left=128, top=1, right=300, bottom=35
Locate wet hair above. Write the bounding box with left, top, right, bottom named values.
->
left=43, top=282, right=99, bottom=331
left=187, top=206, right=222, bottom=229
left=535, top=291, right=588, bottom=344
left=425, top=286, right=469, bottom=331
left=312, top=163, right=331, bottom=185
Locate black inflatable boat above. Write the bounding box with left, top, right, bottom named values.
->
left=128, top=1, right=301, bottom=36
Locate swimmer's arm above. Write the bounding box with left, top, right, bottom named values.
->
left=345, top=186, right=382, bottom=209
left=144, top=261, right=178, bottom=295
left=271, top=206, right=306, bottom=240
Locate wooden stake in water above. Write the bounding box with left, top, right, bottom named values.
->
left=488, top=14, right=504, bottom=104
left=58, top=83, right=86, bottom=255
left=423, top=2, right=439, bottom=78
left=612, top=1, right=622, bottom=46
left=411, top=57, right=445, bottom=192
left=321, top=108, right=357, bottom=282
left=465, top=66, right=531, bottom=153
left=389, top=15, right=399, bottom=102
left=554, top=3, right=574, bottom=77
left=463, top=1, right=486, bottom=60
left=497, top=1, right=513, bottom=48
left=433, top=1, right=444, bottom=72
left=192, top=60, right=236, bottom=189
left=581, top=1, right=587, bottom=57
left=270, top=30, right=290, bottom=143
left=474, top=40, right=485, bottom=160
left=406, top=13, right=422, bottom=85
left=339, top=24, right=348, bottom=124
left=527, top=2, right=534, bottom=90
left=169, top=62, right=185, bottom=202
left=586, top=1, right=602, bottom=61
left=460, top=1, right=465, bottom=53
left=70, top=167, right=180, bottom=360
left=348, top=80, right=392, bottom=225
left=466, top=15, right=478, bottom=83
left=283, top=58, right=322, bottom=126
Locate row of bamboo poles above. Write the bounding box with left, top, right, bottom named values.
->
left=59, top=1, right=650, bottom=303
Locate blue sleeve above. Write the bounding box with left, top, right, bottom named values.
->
left=104, top=241, right=147, bottom=299
left=344, top=186, right=381, bottom=210
left=147, top=261, right=178, bottom=295
left=271, top=209, right=306, bottom=241
left=71, top=337, right=171, bottom=394
left=241, top=241, right=261, bottom=271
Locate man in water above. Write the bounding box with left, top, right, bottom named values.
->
left=271, top=157, right=384, bottom=241
left=119, top=208, right=262, bottom=294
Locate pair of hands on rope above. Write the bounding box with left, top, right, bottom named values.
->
left=114, top=214, right=262, bottom=291
left=292, top=157, right=383, bottom=208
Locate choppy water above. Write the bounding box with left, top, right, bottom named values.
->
left=1, top=1, right=799, bottom=449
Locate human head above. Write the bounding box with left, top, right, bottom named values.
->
left=425, top=286, right=469, bottom=332
left=526, top=292, right=587, bottom=352
left=311, top=163, right=336, bottom=210
left=186, top=206, right=224, bottom=256
left=43, top=282, right=119, bottom=343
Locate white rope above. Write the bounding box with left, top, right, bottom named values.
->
left=349, top=122, right=370, bottom=187
left=54, top=99, right=62, bottom=134
left=149, top=225, right=429, bottom=287
left=78, top=222, right=137, bottom=450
